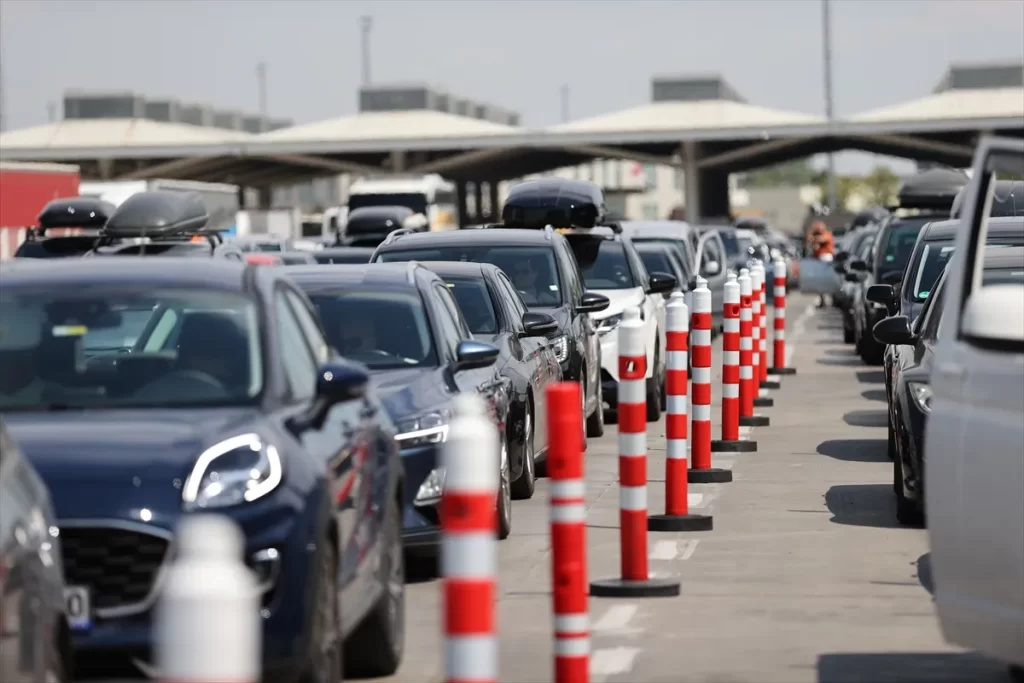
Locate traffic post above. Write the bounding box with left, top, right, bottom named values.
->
left=758, top=262, right=782, bottom=390
left=750, top=264, right=775, bottom=407
left=591, top=308, right=681, bottom=598
left=739, top=269, right=769, bottom=428
left=441, top=394, right=499, bottom=683
left=688, top=278, right=733, bottom=484
left=155, top=515, right=262, bottom=683
left=768, top=257, right=797, bottom=376
left=649, top=292, right=713, bottom=531
left=547, top=383, right=590, bottom=683
left=712, top=273, right=756, bottom=453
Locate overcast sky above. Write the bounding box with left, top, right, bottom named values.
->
left=1, top=0, right=1022, bottom=174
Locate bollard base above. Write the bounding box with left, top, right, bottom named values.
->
left=768, top=367, right=797, bottom=376
left=760, top=379, right=782, bottom=390
left=712, top=439, right=757, bottom=453
left=648, top=513, right=713, bottom=532
left=688, top=468, right=733, bottom=484
left=590, top=576, right=681, bottom=598
left=754, top=396, right=774, bottom=407
left=739, top=414, right=770, bottom=427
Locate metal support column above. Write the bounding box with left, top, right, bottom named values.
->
left=390, top=150, right=406, bottom=173
left=473, top=182, right=484, bottom=223
left=489, top=181, right=500, bottom=222
left=456, top=182, right=470, bottom=228
left=681, top=141, right=702, bottom=224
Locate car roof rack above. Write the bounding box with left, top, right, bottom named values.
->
left=379, top=227, right=418, bottom=246
left=893, top=168, right=969, bottom=211
left=405, top=260, right=419, bottom=285
left=96, top=190, right=217, bottom=248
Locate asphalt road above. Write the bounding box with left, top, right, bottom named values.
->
left=368, top=294, right=1013, bottom=683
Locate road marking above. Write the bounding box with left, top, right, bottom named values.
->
left=680, top=539, right=700, bottom=560
left=739, top=426, right=752, bottom=438
left=650, top=540, right=679, bottom=561
left=688, top=492, right=704, bottom=507
left=591, top=646, right=640, bottom=681
left=593, top=604, right=639, bottom=632
left=785, top=301, right=817, bottom=367
left=758, top=388, right=770, bottom=397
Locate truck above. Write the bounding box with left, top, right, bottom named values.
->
left=78, top=179, right=241, bottom=233
left=346, top=174, right=458, bottom=232
left=0, top=161, right=81, bottom=259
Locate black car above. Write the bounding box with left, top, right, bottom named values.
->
left=0, top=257, right=405, bottom=679
left=0, top=421, right=71, bottom=683
left=835, top=226, right=880, bottom=342
left=314, top=247, right=376, bottom=264
left=417, top=261, right=562, bottom=499
left=277, top=251, right=318, bottom=265
left=14, top=196, right=115, bottom=259
left=287, top=263, right=512, bottom=559
left=874, top=246, right=1024, bottom=525
left=370, top=227, right=610, bottom=439
left=342, top=206, right=421, bottom=248
left=634, top=240, right=690, bottom=296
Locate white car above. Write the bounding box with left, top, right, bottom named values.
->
left=561, top=227, right=676, bottom=420
left=926, top=136, right=1024, bottom=679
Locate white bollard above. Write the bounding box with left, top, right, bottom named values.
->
left=156, top=515, right=261, bottom=683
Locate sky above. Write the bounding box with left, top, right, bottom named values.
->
left=1, top=0, right=1022, bottom=174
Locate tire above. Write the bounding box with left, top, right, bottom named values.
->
left=586, top=375, right=605, bottom=438
left=645, top=347, right=662, bottom=422
left=343, top=495, right=404, bottom=678
left=497, top=437, right=512, bottom=540
left=894, top=454, right=924, bottom=527
left=510, top=400, right=536, bottom=500
left=300, top=536, right=344, bottom=683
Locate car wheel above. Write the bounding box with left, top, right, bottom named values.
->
left=343, top=495, right=405, bottom=678
left=300, top=536, right=344, bottom=683
left=586, top=376, right=605, bottom=438
left=497, top=437, right=513, bottom=540
left=511, top=400, right=536, bottom=500
left=894, top=455, right=924, bottom=527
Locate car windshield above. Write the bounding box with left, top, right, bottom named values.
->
left=717, top=230, right=741, bottom=258
left=878, top=217, right=931, bottom=276
left=633, top=238, right=692, bottom=274
left=348, top=193, right=428, bottom=215
left=305, top=290, right=437, bottom=369
left=441, top=277, right=499, bottom=335
left=566, top=238, right=636, bottom=290
left=377, top=246, right=563, bottom=307
left=0, top=289, right=263, bottom=411
left=14, top=236, right=99, bottom=259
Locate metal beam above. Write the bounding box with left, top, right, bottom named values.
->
left=557, top=144, right=676, bottom=168
left=851, top=134, right=975, bottom=161
left=406, top=147, right=519, bottom=176
left=256, top=153, right=380, bottom=176
left=697, top=137, right=809, bottom=169
left=116, top=155, right=234, bottom=181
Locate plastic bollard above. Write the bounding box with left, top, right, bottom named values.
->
left=591, top=308, right=680, bottom=598
left=156, top=515, right=261, bottom=683
left=547, top=382, right=590, bottom=683
left=442, top=394, right=499, bottom=683
left=688, top=278, right=733, bottom=484
left=768, top=257, right=797, bottom=376
left=649, top=293, right=713, bottom=531
left=739, top=269, right=770, bottom=428
left=756, top=262, right=781, bottom=390
left=713, top=273, right=756, bottom=453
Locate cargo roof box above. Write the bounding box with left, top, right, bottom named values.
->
left=896, top=168, right=969, bottom=211
left=501, top=178, right=605, bottom=229
left=36, top=196, right=115, bottom=234
left=102, top=190, right=209, bottom=239
left=950, top=179, right=1024, bottom=219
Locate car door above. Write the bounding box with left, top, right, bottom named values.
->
left=697, top=231, right=728, bottom=323
left=556, top=239, right=598, bottom=395
left=432, top=283, right=501, bottom=419
left=496, top=271, right=550, bottom=447
left=927, top=137, right=1024, bottom=662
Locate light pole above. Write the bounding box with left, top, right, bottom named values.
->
left=257, top=61, right=268, bottom=118
left=560, top=84, right=570, bottom=123
left=360, top=16, right=373, bottom=86
left=822, top=0, right=838, bottom=211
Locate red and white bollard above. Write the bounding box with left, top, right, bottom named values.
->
left=750, top=264, right=775, bottom=408
left=739, top=269, right=770, bottom=428
left=756, top=262, right=781, bottom=391
left=713, top=273, right=755, bottom=453
left=547, top=383, right=589, bottom=683
left=649, top=292, right=713, bottom=531
left=687, top=278, right=733, bottom=484
left=768, top=257, right=797, bottom=376
left=442, top=394, right=499, bottom=683
left=156, top=515, right=262, bottom=683
left=591, top=307, right=680, bottom=598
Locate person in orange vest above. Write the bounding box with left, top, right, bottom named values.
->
left=808, top=222, right=836, bottom=307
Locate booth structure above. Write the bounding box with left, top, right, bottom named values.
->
left=1, top=63, right=1022, bottom=225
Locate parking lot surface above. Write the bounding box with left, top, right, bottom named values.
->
left=367, top=294, right=1010, bottom=683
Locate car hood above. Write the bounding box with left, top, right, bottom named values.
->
left=590, top=288, right=645, bottom=323
left=371, top=366, right=451, bottom=422
left=3, top=408, right=266, bottom=525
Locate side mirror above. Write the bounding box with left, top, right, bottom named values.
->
left=521, top=311, right=558, bottom=338
left=290, top=359, right=370, bottom=432
left=849, top=259, right=869, bottom=272
left=962, top=285, right=1024, bottom=345
left=845, top=272, right=861, bottom=283
left=454, top=340, right=500, bottom=370
left=578, top=291, right=610, bottom=314
left=872, top=315, right=916, bottom=346
left=647, top=271, right=677, bottom=295
left=701, top=260, right=721, bottom=277
left=866, top=283, right=896, bottom=310
left=834, top=251, right=850, bottom=264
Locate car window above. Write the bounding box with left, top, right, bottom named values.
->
left=443, top=277, right=499, bottom=335
left=284, top=290, right=330, bottom=363
left=81, top=304, right=158, bottom=354
left=876, top=217, right=931, bottom=276
left=637, top=248, right=674, bottom=280
left=922, top=276, right=947, bottom=340
left=556, top=239, right=584, bottom=303
left=702, top=236, right=725, bottom=274
left=496, top=272, right=528, bottom=322
left=566, top=237, right=637, bottom=290
left=717, top=230, right=740, bottom=259
left=624, top=241, right=650, bottom=290
left=910, top=242, right=956, bottom=301
left=275, top=292, right=318, bottom=401
left=433, top=284, right=468, bottom=355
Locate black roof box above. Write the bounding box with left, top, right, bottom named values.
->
left=346, top=205, right=415, bottom=234
left=36, top=196, right=116, bottom=233
left=897, top=168, right=969, bottom=210
left=951, top=179, right=1024, bottom=219
left=103, top=190, right=209, bottom=238
left=501, top=178, right=605, bottom=229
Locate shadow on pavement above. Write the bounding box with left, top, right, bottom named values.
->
left=917, top=552, right=935, bottom=596
left=817, top=651, right=1009, bottom=682
left=844, top=409, right=889, bottom=428
left=817, top=323, right=844, bottom=331
left=856, top=370, right=885, bottom=384
left=817, top=438, right=888, bottom=462
left=861, top=388, right=888, bottom=402
left=818, top=356, right=866, bottom=367
left=825, top=484, right=901, bottom=528
left=824, top=348, right=858, bottom=357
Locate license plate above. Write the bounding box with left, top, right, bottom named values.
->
left=64, top=586, right=92, bottom=631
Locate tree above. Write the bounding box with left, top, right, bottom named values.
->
left=813, top=172, right=860, bottom=209
left=862, top=166, right=900, bottom=206
left=745, top=158, right=819, bottom=188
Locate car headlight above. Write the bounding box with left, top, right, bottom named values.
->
left=597, top=313, right=623, bottom=335
left=552, top=335, right=570, bottom=363
left=395, top=412, right=449, bottom=448
left=414, top=467, right=446, bottom=506
left=182, top=433, right=283, bottom=510
left=907, top=382, right=932, bottom=413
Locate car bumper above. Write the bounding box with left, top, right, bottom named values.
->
left=399, top=442, right=442, bottom=556
left=68, top=486, right=328, bottom=680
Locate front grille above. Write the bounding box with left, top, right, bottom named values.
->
left=61, top=527, right=169, bottom=612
